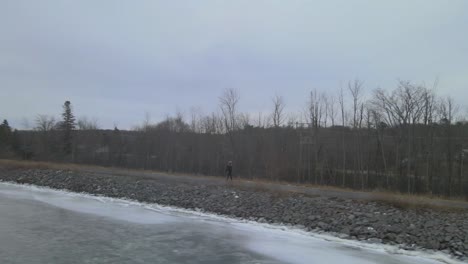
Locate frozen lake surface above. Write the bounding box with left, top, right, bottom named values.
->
left=0, top=182, right=460, bottom=264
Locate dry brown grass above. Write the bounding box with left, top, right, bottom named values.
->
left=1, top=159, right=467, bottom=210
left=366, top=192, right=468, bottom=212
left=0, top=159, right=72, bottom=170
left=261, top=178, right=468, bottom=210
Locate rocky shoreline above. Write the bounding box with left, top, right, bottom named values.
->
left=0, top=167, right=467, bottom=260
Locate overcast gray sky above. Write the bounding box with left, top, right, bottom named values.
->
left=1, top=0, right=467, bottom=129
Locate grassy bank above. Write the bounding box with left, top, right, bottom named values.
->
left=1, top=158, right=467, bottom=211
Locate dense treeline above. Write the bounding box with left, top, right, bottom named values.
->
left=1, top=80, right=468, bottom=198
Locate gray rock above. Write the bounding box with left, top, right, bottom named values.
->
left=368, top=238, right=383, bottom=244
left=317, top=222, right=329, bottom=230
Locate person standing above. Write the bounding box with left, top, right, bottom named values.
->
left=225, top=161, right=233, bottom=181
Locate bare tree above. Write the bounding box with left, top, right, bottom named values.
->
left=328, top=95, right=337, bottom=127
left=219, top=88, right=240, bottom=133
left=322, top=93, right=329, bottom=127
left=219, top=89, right=240, bottom=163
left=34, top=115, right=57, bottom=160
left=237, top=113, right=251, bottom=129
left=439, top=96, right=459, bottom=125
left=372, top=81, right=429, bottom=193
left=421, top=87, right=437, bottom=193
left=338, top=85, right=347, bottom=187
left=156, top=113, right=190, bottom=133
left=307, top=89, right=322, bottom=128
left=370, top=108, right=389, bottom=186
left=189, top=106, right=203, bottom=133
left=35, top=115, right=56, bottom=132
left=140, top=111, right=151, bottom=132
left=286, top=113, right=298, bottom=127
left=348, top=80, right=366, bottom=188
left=439, top=96, right=460, bottom=196
left=200, top=112, right=222, bottom=134
left=254, top=112, right=269, bottom=128
left=271, top=94, right=285, bottom=127
left=77, top=116, right=99, bottom=130
left=348, top=79, right=364, bottom=128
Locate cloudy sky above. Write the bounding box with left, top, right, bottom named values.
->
left=1, top=0, right=467, bottom=129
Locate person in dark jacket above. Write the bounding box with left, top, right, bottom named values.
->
left=225, top=161, right=233, bottom=181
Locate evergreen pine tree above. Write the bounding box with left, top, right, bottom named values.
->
left=1, top=119, right=11, bottom=130
left=61, top=101, right=76, bottom=154
left=0, top=119, right=12, bottom=148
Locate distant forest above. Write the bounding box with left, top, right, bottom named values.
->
left=2, top=80, right=468, bottom=198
